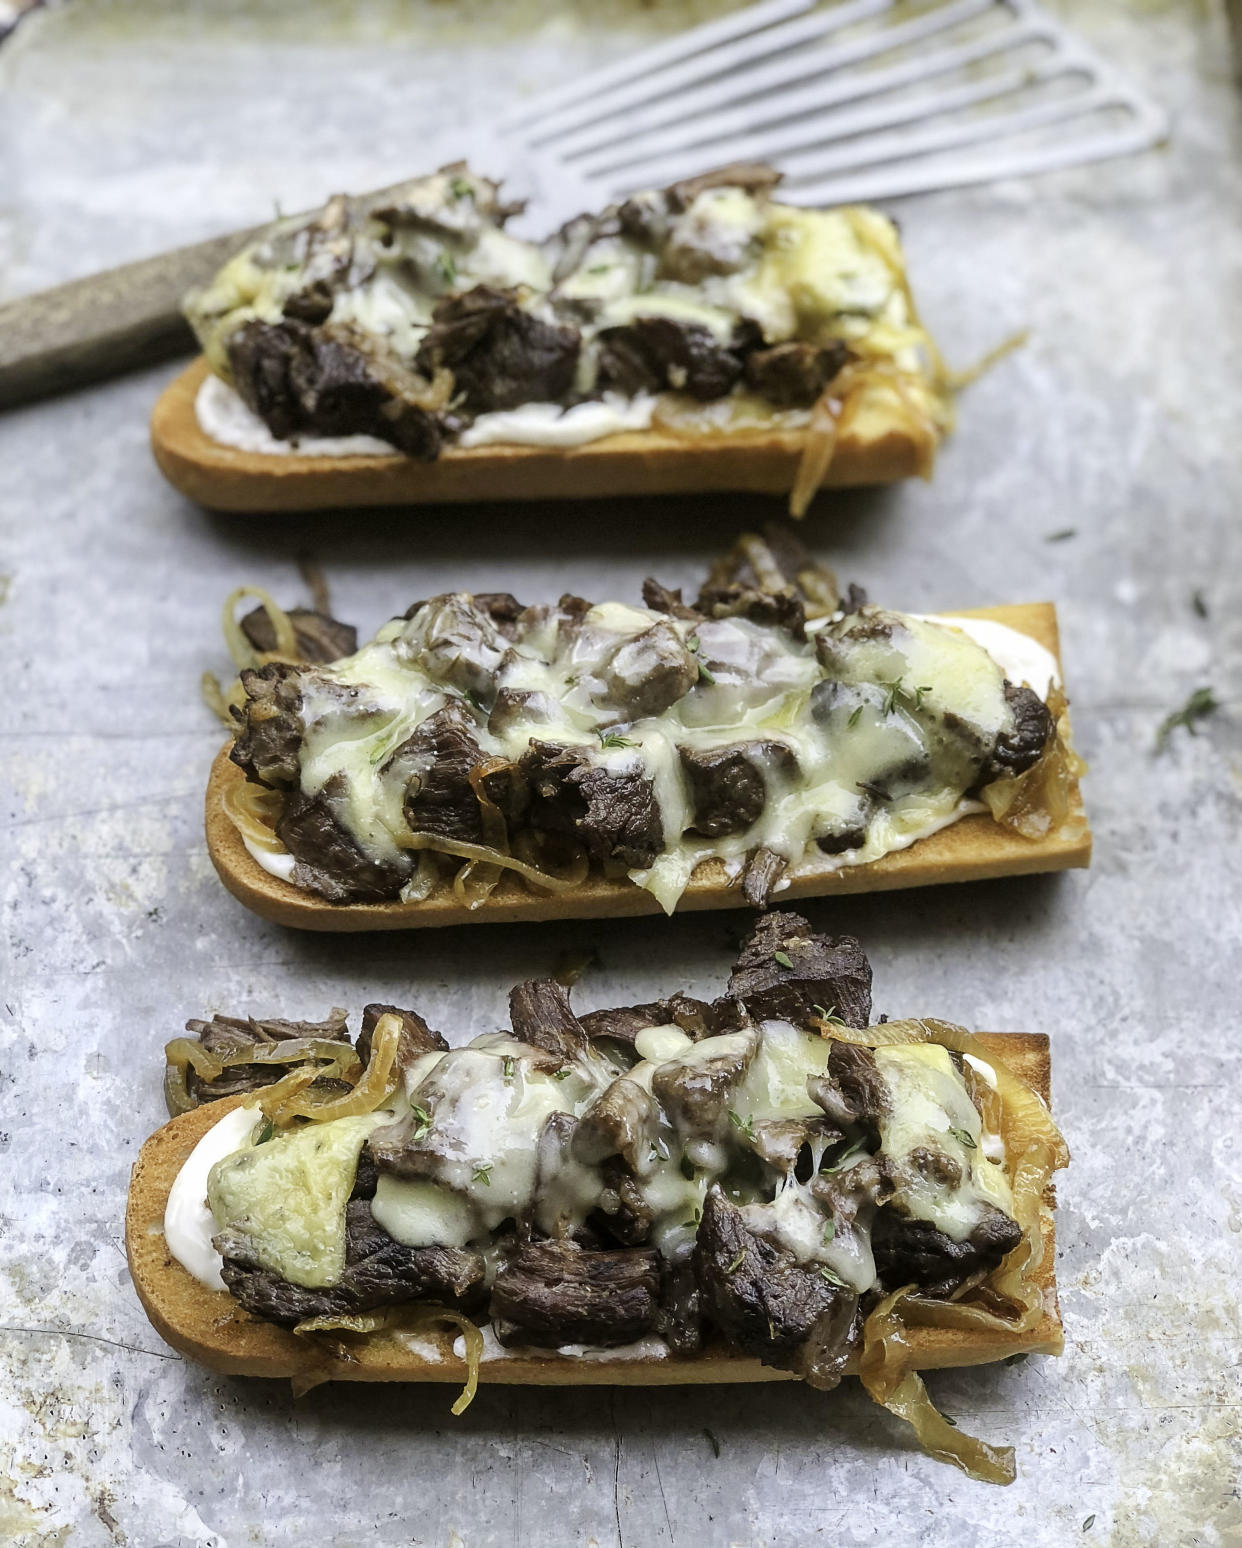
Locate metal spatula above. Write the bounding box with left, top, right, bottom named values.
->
left=0, top=0, right=1166, bottom=410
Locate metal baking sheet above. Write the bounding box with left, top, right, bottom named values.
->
left=1, top=2, right=1239, bottom=1544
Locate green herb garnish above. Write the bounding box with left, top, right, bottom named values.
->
left=696, top=660, right=717, bottom=686
left=773, top=950, right=794, bottom=970
left=728, top=1110, right=756, bottom=1143
left=822, top=1220, right=836, bottom=1245
left=847, top=703, right=864, bottom=729
left=817, top=1265, right=848, bottom=1288
left=725, top=1249, right=746, bottom=1275
left=597, top=729, right=637, bottom=750
left=880, top=677, right=903, bottom=715
left=1156, top=686, right=1218, bottom=750
left=950, top=1126, right=978, bottom=1150
left=827, top=1137, right=867, bottom=1171
left=449, top=176, right=474, bottom=200
left=462, top=687, right=485, bottom=712
left=942, top=1413, right=959, bottom=1428
left=586, top=263, right=613, bottom=275
left=434, top=251, right=457, bottom=285
left=1192, top=589, right=1208, bottom=619
left=912, top=684, right=933, bottom=709
left=472, top=1163, right=493, bottom=1186
left=1045, top=527, right=1077, bottom=542
left=502, top=1056, right=516, bottom=1081
left=254, top=1118, right=274, bottom=1146
left=682, top=1206, right=702, bottom=1229
left=1082, top=1516, right=1096, bottom=1533
left=552, top=1068, right=573, bottom=1081
left=410, top=1104, right=433, bottom=1142
left=812, top=1004, right=848, bottom=1029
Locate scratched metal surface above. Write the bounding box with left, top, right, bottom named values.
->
left=1, top=2, right=1240, bottom=1545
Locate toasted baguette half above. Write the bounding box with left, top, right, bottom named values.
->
left=152, top=358, right=937, bottom=513
left=126, top=1032, right=1061, bottom=1385
left=205, top=602, right=1090, bottom=932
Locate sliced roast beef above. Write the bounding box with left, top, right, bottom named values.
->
left=725, top=912, right=872, bottom=1029
left=415, top=286, right=580, bottom=415
left=490, top=1242, right=660, bottom=1347
left=229, top=661, right=307, bottom=789
left=508, top=978, right=589, bottom=1064
left=227, top=319, right=442, bottom=458
left=276, top=778, right=411, bottom=903
left=520, top=742, right=663, bottom=869
left=178, top=1008, right=351, bottom=1105
left=389, top=703, right=486, bottom=845
left=693, top=1188, right=858, bottom=1388
left=744, top=340, right=849, bottom=408
left=596, top=316, right=747, bottom=401
left=240, top=605, right=358, bottom=664
left=741, top=845, right=788, bottom=910
left=982, top=683, right=1054, bottom=781
left=640, top=577, right=700, bottom=620
left=871, top=1206, right=1023, bottom=1300
left=216, top=1203, right=485, bottom=1328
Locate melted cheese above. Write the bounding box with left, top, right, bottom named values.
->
left=165, top=1019, right=1017, bottom=1315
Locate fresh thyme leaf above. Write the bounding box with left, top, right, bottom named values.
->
left=847, top=703, right=864, bottom=729
left=1045, top=527, right=1077, bottom=542
left=586, top=263, right=613, bottom=275
left=942, top=1413, right=958, bottom=1428
left=812, top=1003, right=848, bottom=1029
left=725, top=1249, right=746, bottom=1274
left=462, top=688, right=485, bottom=712
left=773, top=950, right=794, bottom=969
left=696, top=660, right=717, bottom=686
left=856, top=780, right=891, bottom=803
left=880, top=677, right=903, bottom=715
left=472, top=1163, right=493, bottom=1186
left=255, top=1118, right=274, bottom=1146
left=950, top=1126, right=978, bottom=1150
left=502, top=1056, right=516, bottom=1081
left=913, top=684, right=933, bottom=709
left=410, top=1105, right=433, bottom=1142
left=597, top=729, right=637, bottom=750
left=682, top=1207, right=702, bottom=1229
left=552, top=1068, right=573, bottom=1081
left=1192, top=589, right=1208, bottom=619
left=822, top=1219, right=836, bottom=1244
left=827, top=1137, right=867, bottom=1171
left=686, top=633, right=701, bottom=653
left=728, top=1110, right=756, bottom=1143
left=1082, top=1515, right=1096, bottom=1533
left=1156, top=686, right=1218, bottom=750
left=817, top=1265, right=847, bottom=1288
left=449, top=176, right=474, bottom=200
left=434, top=251, right=457, bottom=285
left=703, top=1427, right=721, bottom=1458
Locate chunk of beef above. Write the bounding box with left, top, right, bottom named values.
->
left=356, top=1002, right=448, bottom=1079
left=744, top=340, right=850, bottom=408
left=741, top=845, right=788, bottom=910
left=667, top=162, right=784, bottom=210
left=572, top=1077, right=658, bottom=1170
left=697, top=523, right=840, bottom=624
left=227, top=319, right=442, bottom=458
left=578, top=990, right=720, bottom=1047
left=651, top=1028, right=758, bottom=1141
left=520, top=742, right=663, bottom=869
left=594, top=1158, right=655, bottom=1247
left=599, top=620, right=697, bottom=719
left=398, top=593, right=509, bottom=699
left=508, top=978, right=590, bottom=1064
left=490, top=1242, right=660, bottom=1347
left=871, top=1207, right=1023, bottom=1300
left=810, top=1154, right=894, bottom=1228
left=415, top=286, right=580, bottom=415
left=655, top=1259, right=703, bottom=1355
left=694, top=581, right=806, bottom=641
left=808, top=1042, right=890, bottom=1135
left=596, top=316, right=747, bottom=401
left=487, top=687, right=559, bottom=740
left=471, top=592, right=525, bottom=640
left=725, top=912, right=872, bottom=1029
left=229, top=661, right=306, bottom=789
left=217, top=1203, right=486, bottom=1328
left=680, top=742, right=795, bottom=838
left=693, top=1188, right=859, bottom=1388
left=240, top=605, right=358, bottom=664
left=177, top=1008, right=351, bottom=1106
left=750, top=1117, right=839, bottom=1176
left=282, top=279, right=335, bottom=325
left=276, top=777, right=411, bottom=903
left=640, top=577, right=700, bottom=621
left=389, top=704, right=486, bottom=845
left=578, top=1006, right=659, bottom=1047
left=982, top=682, right=1054, bottom=782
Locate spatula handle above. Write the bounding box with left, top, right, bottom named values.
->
left=0, top=225, right=266, bottom=411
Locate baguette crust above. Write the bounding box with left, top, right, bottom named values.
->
left=205, top=602, right=1090, bottom=931
left=152, top=358, right=936, bottom=513
left=126, top=1033, right=1062, bottom=1385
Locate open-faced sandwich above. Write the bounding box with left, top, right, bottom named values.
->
left=206, top=528, right=1089, bottom=930
left=128, top=913, right=1068, bottom=1484
left=151, top=163, right=951, bottom=512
